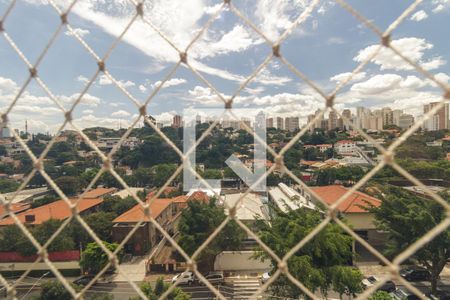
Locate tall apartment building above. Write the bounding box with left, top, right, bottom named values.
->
left=423, top=102, right=449, bottom=131
left=392, top=109, right=403, bottom=127
left=172, top=115, right=182, bottom=128
left=276, top=117, right=284, bottom=130
left=342, top=109, right=352, bottom=130
left=381, top=107, right=393, bottom=127
left=266, top=117, right=274, bottom=128
left=399, top=114, right=414, bottom=129
left=285, top=117, right=299, bottom=132
left=328, top=111, right=338, bottom=130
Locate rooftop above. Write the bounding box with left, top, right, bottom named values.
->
left=0, top=203, right=31, bottom=219
left=83, top=187, right=117, bottom=198
left=311, top=185, right=381, bottom=213
left=222, top=193, right=267, bottom=221
left=269, top=183, right=316, bottom=213
left=0, top=198, right=103, bottom=226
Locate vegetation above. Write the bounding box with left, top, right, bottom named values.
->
left=33, top=280, right=79, bottom=300
left=79, top=241, right=122, bottom=275
left=369, top=186, right=450, bottom=293
left=130, top=277, right=191, bottom=300
left=177, top=198, right=245, bottom=271
left=254, top=207, right=359, bottom=298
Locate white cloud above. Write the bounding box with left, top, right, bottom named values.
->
left=354, top=37, right=446, bottom=71
left=99, top=75, right=112, bottom=85
left=253, top=69, right=292, bottom=86
left=77, top=75, right=89, bottom=84
left=111, top=110, right=131, bottom=117
left=60, top=93, right=101, bottom=107
left=410, top=10, right=428, bottom=22
left=351, top=74, right=405, bottom=95
left=0, top=77, right=18, bottom=95
left=432, top=0, right=449, bottom=13
left=151, top=78, right=187, bottom=89
left=82, top=109, right=94, bottom=114
left=65, top=27, right=90, bottom=37
left=73, top=114, right=129, bottom=129
left=98, top=74, right=135, bottom=88
left=139, top=84, right=147, bottom=93
left=432, top=4, right=445, bottom=13
left=330, top=72, right=366, bottom=84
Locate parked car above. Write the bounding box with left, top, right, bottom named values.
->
left=261, top=272, right=271, bottom=284
left=203, top=272, right=224, bottom=285
left=426, top=290, right=450, bottom=300
left=73, top=275, right=95, bottom=286
left=171, top=271, right=195, bottom=285
left=400, top=266, right=430, bottom=282
left=390, top=288, right=423, bottom=300
left=362, top=275, right=396, bottom=292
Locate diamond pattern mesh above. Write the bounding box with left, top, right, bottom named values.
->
left=0, top=0, right=449, bottom=299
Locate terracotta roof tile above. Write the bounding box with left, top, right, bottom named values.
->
left=0, top=198, right=103, bottom=226
left=311, top=185, right=381, bottom=213
left=113, top=198, right=173, bottom=223
left=0, top=203, right=31, bottom=219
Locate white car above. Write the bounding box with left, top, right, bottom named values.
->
left=362, top=275, right=396, bottom=293
left=171, top=272, right=195, bottom=285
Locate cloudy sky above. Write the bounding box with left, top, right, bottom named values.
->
left=0, top=0, right=449, bottom=133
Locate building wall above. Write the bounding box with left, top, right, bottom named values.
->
left=344, top=212, right=377, bottom=230
left=214, top=251, right=271, bottom=272
left=112, top=223, right=151, bottom=256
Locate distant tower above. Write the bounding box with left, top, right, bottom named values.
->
left=25, top=120, right=28, bottom=135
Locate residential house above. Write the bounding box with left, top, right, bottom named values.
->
left=112, top=192, right=209, bottom=256
left=334, top=140, right=357, bottom=154
left=308, top=185, right=384, bottom=247
left=0, top=198, right=103, bottom=226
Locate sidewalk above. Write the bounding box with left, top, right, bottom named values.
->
left=112, top=256, right=147, bottom=282
left=357, top=263, right=450, bottom=278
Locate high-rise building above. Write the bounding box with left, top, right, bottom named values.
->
left=276, top=117, right=284, bottom=130
left=285, top=117, right=299, bottom=132
left=423, top=102, right=449, bottom=131
left=399, top=114, right=414, bottom=129
left=381, top=107, right=393, bottom=127
left=196, top=115, right=202, bottom=125
left=172, top=115, right=182, bottom=128
left=392, top=109, right=403, bottom=127
left=342, top=109, right=352, bottom=130
left=328, top=111, right=338, bottom=130
left=266, top=117, right=274, bottom=128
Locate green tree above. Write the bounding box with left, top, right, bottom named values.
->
left=369, top=291, right=394, bottom=300
left=0, top=178, right=20, bottom=193
left=130, top=278, right=190, bottom=300
left=80, top=241, right=122, bottom=274
left=178, top=198, right=245, bottom=270
left=54, top=176, right=81, bottom=196
left=369, top=186, right=450, bottom=293
left=254, top=207, right=354, bottom=298
left=37, top=280, right=79, bottom=300
left=331, top=266, right=363, bottom=299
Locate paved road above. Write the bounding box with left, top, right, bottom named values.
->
left=6, top=278, right=450, bottom=299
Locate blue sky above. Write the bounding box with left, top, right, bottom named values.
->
left=0, top=0, right=449, bottom=133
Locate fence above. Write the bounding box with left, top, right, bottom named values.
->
left=0, top=0, right=449, bottom=300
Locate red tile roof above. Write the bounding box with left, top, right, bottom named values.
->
left=113, top=191, right=210, bottom=223
left=0, top=198, right=103, bottom=226
left=0, top=203, right=31, bottom=219
left=335, top=140, right=355, bottom=144
left=311, top=185, right=381, bottom=213
left=82, top=187, right=116, bottom=198
left=113, top=198, right=173, bottom=223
